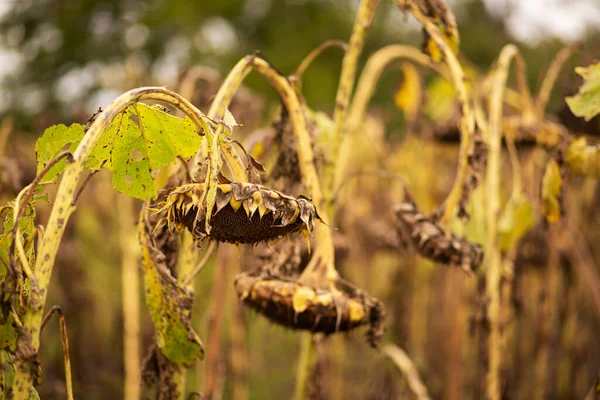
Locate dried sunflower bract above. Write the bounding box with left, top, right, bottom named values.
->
left=161, top=182, right=322, bottom=244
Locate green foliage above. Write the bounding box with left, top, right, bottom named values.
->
left=497, top=197, right=534, bottom=251
left=36, top=103, right=203, bottom=199
left=1, top=350, right=16, bottom=398
left=139, top=219, right=204, bottom=366
left=94, top=103, right=202, bottom=199
left=566, top=63, right=600, bottom=121
left=0, top=315, right=17, bottom=352
left=35, top=124, right=85, bottom=183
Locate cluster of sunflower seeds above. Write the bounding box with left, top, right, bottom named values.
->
left=394, top=196, right=484, bottom=272
left=234, top=272, right=386, bottom=347
left=161, top=182, right=321, bottom=244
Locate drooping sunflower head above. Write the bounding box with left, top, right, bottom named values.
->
left=160, top=182, right=322, bottom=244
left=234, top=272, right=386, bottom=348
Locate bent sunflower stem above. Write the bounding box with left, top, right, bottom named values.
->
left=336, top=44, right=449, bottom=192
left=394, top=0, right=476, bottom=225
left=535, top=45, right=577, bottom=118
left=294, top=40, right=349, bottom=87
left=13, top=86, right=213, bottom=399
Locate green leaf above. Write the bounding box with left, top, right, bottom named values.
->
left=1, top=350, right=16, bottom=398
left=566, top=63, right=600, bottom=121
left=497, top=197, right=535, bottom=251
left=139, top=218, right=204, bottom=366
left=92, top=103, right=202, bottom=199
left=541, top=159, right=562, bottom=223
left=35, top=124, right=85, bottom=183
left=35, top=103, right=203, bottom=199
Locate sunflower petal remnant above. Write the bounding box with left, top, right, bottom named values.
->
left=160, top=182, right=322, bottom=244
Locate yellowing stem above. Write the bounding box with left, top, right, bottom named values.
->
left=323, top=0, right=380, bottom=220
left=485, top=44, right=523, bottom=400
left=394, top=1, right=475, bottom=225
left=14, top=87, right=213, bottom=399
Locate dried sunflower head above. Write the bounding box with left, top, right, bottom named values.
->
left=161, top=182, right=322, bottom=244
left=234, top=272, right=386, bottom=348
left=394, top=196, right=484, bottom=272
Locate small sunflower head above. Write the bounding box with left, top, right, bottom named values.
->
left=160, top=182, right=322, bottom=244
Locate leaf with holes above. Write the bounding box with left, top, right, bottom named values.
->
left=90, top=103, right=203, bottom=199
left=35, top=104, right=202, bottom=199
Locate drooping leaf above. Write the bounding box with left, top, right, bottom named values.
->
left=35, top=103, right=203, bottom=199
left=35, top=123, right=85, bottom=183
left=565, top=137, right=600, bottom=178
left=541, top=159, right=562, bottom=223
left=566, top=63, right=600, bottom=121
left=497, top=197, right=535, bottom=251
left=91, top=103, right=203, bottom=199
left=138, top=214, right=204, bottom=366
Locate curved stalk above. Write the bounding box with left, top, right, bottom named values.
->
left=485, top=44, right=522, bottom=400
left=249, top=58, right=336, bottom=284
left=202, top=54, right=336, bottom=283
left=346, top=44, right=447, bottom=134
left=336, top=44, right=447, bottom=188
left=383, top=344, right=431, bottom=400
left=13, top=87, right=214, bottom=398
left=323, top=0, right=380, bottom=218
left=189, top=56, right=256, bottom=182
left=294, top=40, right=349, bottom=85
left=394, top=1, right=476, bottom=225
left=535, top=45, right=577, bottom=118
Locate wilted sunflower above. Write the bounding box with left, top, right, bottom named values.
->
left=160, top=181, right=322, bottom=244
left=234, top=272, right=386, bottom=347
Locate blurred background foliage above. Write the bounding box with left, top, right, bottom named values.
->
left=1, top=0, right=600, bottom=399
left=1, top=0, right=599, bottom=129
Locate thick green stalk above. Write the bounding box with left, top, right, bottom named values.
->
left=13, top=87, right=211, bottom=399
